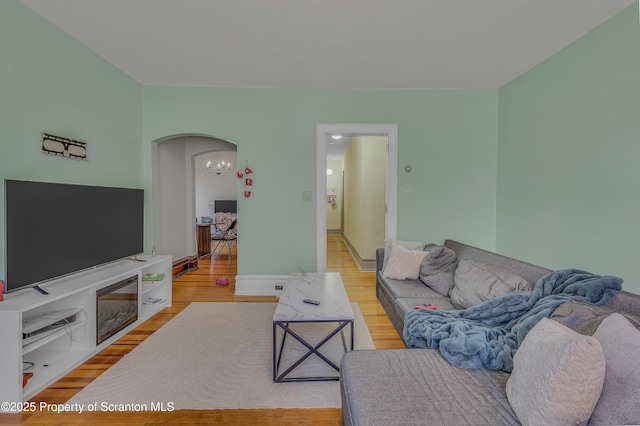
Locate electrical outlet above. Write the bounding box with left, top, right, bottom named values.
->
left=275, top=284, right=283, bottom=291
left=303, top=191, right=312, bottom=201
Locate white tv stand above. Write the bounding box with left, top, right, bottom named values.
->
left=0, top=255, right=172, bottom=404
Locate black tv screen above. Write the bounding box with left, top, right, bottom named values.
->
left=214, top=200, right=237, bottom=214
left=5, top=180, right=144, bottom=293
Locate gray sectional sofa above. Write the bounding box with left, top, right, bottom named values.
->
left=340, top=240, right=640, bottom=426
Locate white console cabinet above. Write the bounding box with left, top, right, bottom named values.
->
left=0, top=255, right=172, bottom=404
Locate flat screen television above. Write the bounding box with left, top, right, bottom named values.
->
left=214, top=199, right=237, bottom=214
left=4, top=180, right=144, bottom=293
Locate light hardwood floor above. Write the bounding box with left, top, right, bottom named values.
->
left=7, top=236, right=404, bottom=425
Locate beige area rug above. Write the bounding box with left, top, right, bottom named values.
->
left=69, top=302, right=374, bottom=409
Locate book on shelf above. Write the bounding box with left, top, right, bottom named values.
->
left=142, top=273, right=165, bottom=282
left=23, top=372, right=34, bottom=388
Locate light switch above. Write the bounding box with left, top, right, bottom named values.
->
left=303, top=191, right=312, bottom=201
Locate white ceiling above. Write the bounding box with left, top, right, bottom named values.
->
left=21, top=0, right=635, bottom=89
left=326, top=135, right=352, bottom=162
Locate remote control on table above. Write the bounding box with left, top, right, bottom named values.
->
left=303, top=298, right=320, bottom=305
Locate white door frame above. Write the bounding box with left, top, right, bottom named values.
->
left=315, top=123, right=398, bottom=271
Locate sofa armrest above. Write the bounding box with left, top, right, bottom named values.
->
left=376, top=247, right=384, bottom=272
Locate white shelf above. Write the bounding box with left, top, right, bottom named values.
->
left=22, top=347, right=90, bottom=401
left=142, top=297, right=167, bottom=306
left=141, top=279, right=167, bottom=295
left=22, top=320, right=87, bottom=355
left=0, top=255, right=172, bottom=403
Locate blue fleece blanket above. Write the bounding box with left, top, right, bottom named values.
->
left=403, top=269, right=622, bottom=372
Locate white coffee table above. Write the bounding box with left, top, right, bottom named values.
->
left=272, top=272, right=354, bottom=382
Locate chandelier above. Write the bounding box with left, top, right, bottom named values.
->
left=206, top=152, right=232, bottom=175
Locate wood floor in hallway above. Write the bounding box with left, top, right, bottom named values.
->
left=7, top=236, right=404, bottom=425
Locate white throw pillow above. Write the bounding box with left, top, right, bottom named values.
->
left=588, top=313, right=640, bottom=425
left=382, top=243, right=428, bottom=280
left=506, top=318, right=605, bottom=426
left=382, top=239, right=426, bottom=271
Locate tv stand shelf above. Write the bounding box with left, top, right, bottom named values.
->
left=22, top=319, right=87, bottom=355
left=0, top=255, right=172, bottom=405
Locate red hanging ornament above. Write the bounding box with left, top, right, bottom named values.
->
left=238, top=166, right=254, bottom=197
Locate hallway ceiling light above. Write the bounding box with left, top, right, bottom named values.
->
left=331, top=135, right=342, bottom=140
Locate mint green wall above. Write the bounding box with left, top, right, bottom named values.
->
left=143, top=87, right=498, bottom=275
left=497, top=4, right=640, bottom=293
left=7, top=0, right=637, bottom=295
left=0, top=1, right=143, bottom=280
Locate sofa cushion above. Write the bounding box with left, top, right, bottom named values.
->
left=419, top=245, right=459, bottom=297
left=341, top=349, right=518, bottom=426
left=450, top=258, right=531, bottom=309
left=589, top=313, right=640, bottom=425
left=550, top=301, right=622, bottom=336
left=506, top=318, right=605, bottom=426
left=444, top=240, right=552, bottom=285
left=395, top=297, right=457, bottom=322
left=379, top=275, right=435, bottom=299
left=382, top=243, right=429, bottom=280
left=382, top=239, right=426, bottom=271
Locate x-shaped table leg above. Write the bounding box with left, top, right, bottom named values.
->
left=273, top=320, right=353, bottom=382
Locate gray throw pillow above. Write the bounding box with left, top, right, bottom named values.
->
left=507, top=318, right=605, bottom=426
left=419, top=245, right=458, bottom=296
left=450, top=258, right=531, bottom=309
left=588, top=313, right=640, bottom=425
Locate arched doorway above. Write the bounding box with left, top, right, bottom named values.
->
left=154, top=134, right=237, bottom=272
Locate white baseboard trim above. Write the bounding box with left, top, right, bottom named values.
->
left=342, top=236, right=376, bottom=272
left=234, top=275, right=289, bottom=296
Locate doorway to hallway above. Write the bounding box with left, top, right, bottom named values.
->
left=326, top=135, right=386, bottom=271
left=315, top=123, right=398, bottom=272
